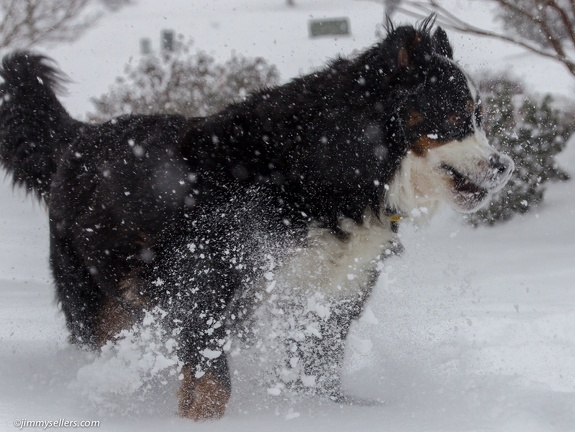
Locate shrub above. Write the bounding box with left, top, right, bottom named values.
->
left=465, top=73, right=572, bottom=227
left=89, top=34, right=280, bottom=121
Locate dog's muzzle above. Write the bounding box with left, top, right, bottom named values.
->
left=487, top=152, right=514, bottom=192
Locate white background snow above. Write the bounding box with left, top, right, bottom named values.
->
left=1, top=0, right=574, bottom=431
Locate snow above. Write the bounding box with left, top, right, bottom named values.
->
left=1, top=0, right=575, bottom=430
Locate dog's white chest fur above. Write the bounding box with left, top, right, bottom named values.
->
left=264, top=210, right=397, bottom=300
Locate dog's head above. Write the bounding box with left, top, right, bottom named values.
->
left=385, top=23, right=514, bottom=215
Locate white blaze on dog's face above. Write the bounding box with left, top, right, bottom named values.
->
left=387, top=56, right=514, bottom=216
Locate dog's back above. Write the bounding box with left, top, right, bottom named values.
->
left=0, top=52, right=86, bottom=203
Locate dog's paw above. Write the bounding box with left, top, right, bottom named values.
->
left=178, top=367, right=231, bottom=421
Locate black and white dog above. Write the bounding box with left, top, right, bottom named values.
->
left=0, top=17, right=513, bottom=420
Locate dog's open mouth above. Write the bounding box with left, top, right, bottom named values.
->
left=441, top=164, right=489, bottom=200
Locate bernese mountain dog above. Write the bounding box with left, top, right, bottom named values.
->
left=0, top=17, right=513, bottom=420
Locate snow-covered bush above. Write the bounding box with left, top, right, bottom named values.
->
left=89, top=34, right=280, bottom=121
left=465, top=73, right=572, bottom=227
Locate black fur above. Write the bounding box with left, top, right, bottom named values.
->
left=1, top=19, right=475, bottom=415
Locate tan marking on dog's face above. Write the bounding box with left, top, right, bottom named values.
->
left=411, top=135, right=449, bottom=156
left=409, top=97, right=478, bottom=157
left=406, top=110, right=424, bottom=127
left=178, top=366, right=231, bottom=421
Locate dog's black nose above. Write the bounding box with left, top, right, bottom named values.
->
left=489, top=153, right=513, bottom=175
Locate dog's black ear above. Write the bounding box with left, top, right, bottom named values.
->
left=394, top=29, right=431, bottom=71
left=373, top=22, right=434, bottom=75
left=388, top=28, right=418, bottom=71
left=433, top=27, right=453, bottom=59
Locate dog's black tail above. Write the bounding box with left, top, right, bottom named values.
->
left=0, top=51, right=85, bottom=203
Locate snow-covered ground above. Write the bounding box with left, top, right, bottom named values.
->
left=1, top=1, right=575, bottom=431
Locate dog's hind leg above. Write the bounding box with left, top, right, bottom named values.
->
left=94, top=293, right=137, bottom=348
left=93, top=270, right=151, bottom=347
left=50, top=232, right=105, bottom=348
left=50, top=225, right=143, bottom=348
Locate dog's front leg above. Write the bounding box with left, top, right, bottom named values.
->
left=163, top=251, right=236, bottom=421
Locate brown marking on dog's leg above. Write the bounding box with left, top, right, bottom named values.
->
left=95, top=273, right=149, bottom=348
left=178, top=365, right=231, bottom=421
left=94, top=295, right=135, bottom=348
left=119, top=272, right=148, bottom=308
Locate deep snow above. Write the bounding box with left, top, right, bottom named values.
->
left=1, top=1, right=575, bottom=431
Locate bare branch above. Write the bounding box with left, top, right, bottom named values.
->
left=397, top=0, right=575, bottom=79
left=548, top=0, right=575, bottom=49
left=0, top=0, right=18, bottom=38
left=569, top=0, right=575, bottom=19
left=0, top=0, right=130, bottom=50
left=528, top=2, right=570, bottom=65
